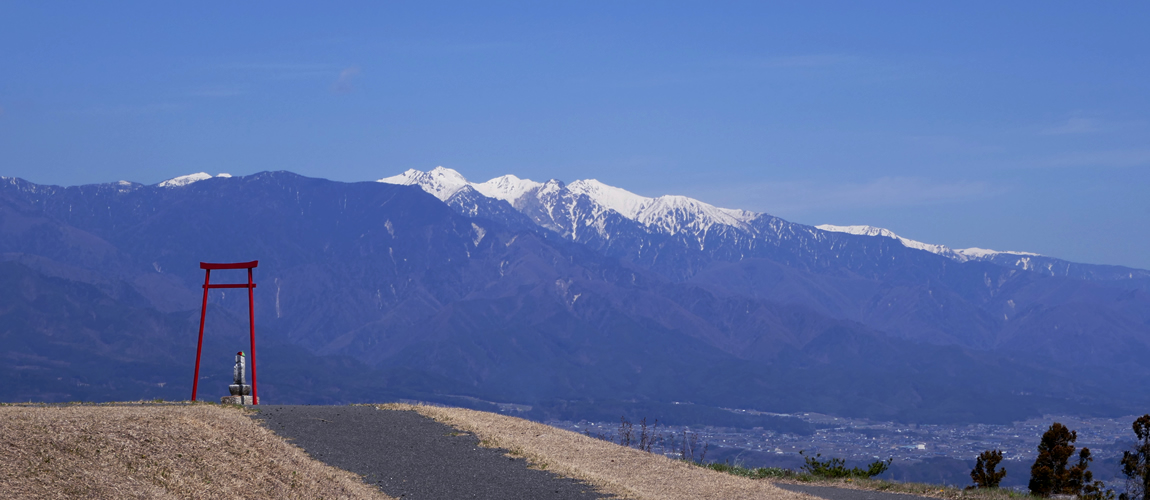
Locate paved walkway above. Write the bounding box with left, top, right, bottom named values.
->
left=249, top=404, right=937, bottom=500
left=248, top=405, right=606, bottom=500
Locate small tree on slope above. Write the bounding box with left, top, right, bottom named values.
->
left=1029, top=422, right=1113, bottom=499
left=970, top=449, right=1007, bottom=489
left=1120, top=415, right=1150, bottom=500
left=1029, top=423, right=1081, bottom=497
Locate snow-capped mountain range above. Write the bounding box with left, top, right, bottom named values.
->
left=376, top=167, right=1035, bottom=266
left=378, top=167, right=758, bottom=238
left=155, top=167, right=1147, bottom=281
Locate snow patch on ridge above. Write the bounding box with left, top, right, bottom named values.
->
left=955, top=247, right=1040, bottom=259
left=816, top=224, right=1040, bottom=262
left=816, top=224, right=954, bottom=256
left=567, top=179, right=651, bottom=219
left=158, top=172, right=232, bottom=188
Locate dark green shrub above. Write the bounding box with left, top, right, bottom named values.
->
left=800, top=451, right=892, bottom=479
left=705, top=462, right=791, bottom=479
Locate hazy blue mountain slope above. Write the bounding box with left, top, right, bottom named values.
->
left=0, top=260, right=194, bottom=402
left=0, top=171, right=1146, bottom=423
left=381, top=172, right=1150, bottom=368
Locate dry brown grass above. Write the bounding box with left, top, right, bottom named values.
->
left=381, top=403, right=818, bottom=500
left=0, top=404, right=393, bottom=500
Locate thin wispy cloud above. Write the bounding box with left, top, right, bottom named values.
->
left=331, top=66, right=361, bottom=94
left=694, top=177, right=1004, bottom=216
left=733, top=54, right=862, bottom=69
left=226, top=63, right=334, bottom=71
left=189, top=86, right=244, bottom=98
left=80, top=102, right=186, bottom=116
left=1040, top=117, right=1100, bottom=135
left=715, top=53, right=905, bottom=86
left=1039, top=149, right=1150, bottom=168
left=381, top=40, right=514, bottom=56
left=1034, top=116, right=1150, bottom=137
left=224, top=62, right=339, bottom=80
left=587, top=54, right=872, bottom=90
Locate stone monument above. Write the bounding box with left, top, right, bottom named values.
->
left=221, top=351, right=255, bottom=405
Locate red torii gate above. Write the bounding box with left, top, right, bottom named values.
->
left=190, top=260, right=260, bottom=404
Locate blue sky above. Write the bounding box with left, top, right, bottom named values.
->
left=2, top=2, right=1148, bottom=268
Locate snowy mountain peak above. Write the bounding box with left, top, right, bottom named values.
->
left=158, top=172, right=231, bottom=188
left=816, top=224, right=1040, bottom=262
left=377, top=167, right=470, bottom=201
left=427, top=166, right=467, bottom=183
left=540, top=179, right=565, bottom=195
left=473, top=174, right=543, bottom=202
left=636, top=195, right=759, bottom=235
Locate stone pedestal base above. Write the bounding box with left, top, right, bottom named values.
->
left=221, top=395, right=256, bottom=405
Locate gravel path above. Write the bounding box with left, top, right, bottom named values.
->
left=248, top=405, right=607, bottom=500
left=774, top=483, right=936, bottom=500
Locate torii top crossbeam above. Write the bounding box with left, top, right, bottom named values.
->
left=190, top=260, right=260, bottom=404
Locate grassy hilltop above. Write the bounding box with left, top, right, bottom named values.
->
left=0, top=403, right=388, bottom=499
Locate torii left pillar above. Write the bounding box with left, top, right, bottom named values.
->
left=190, top=260, right=260, bottom=404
